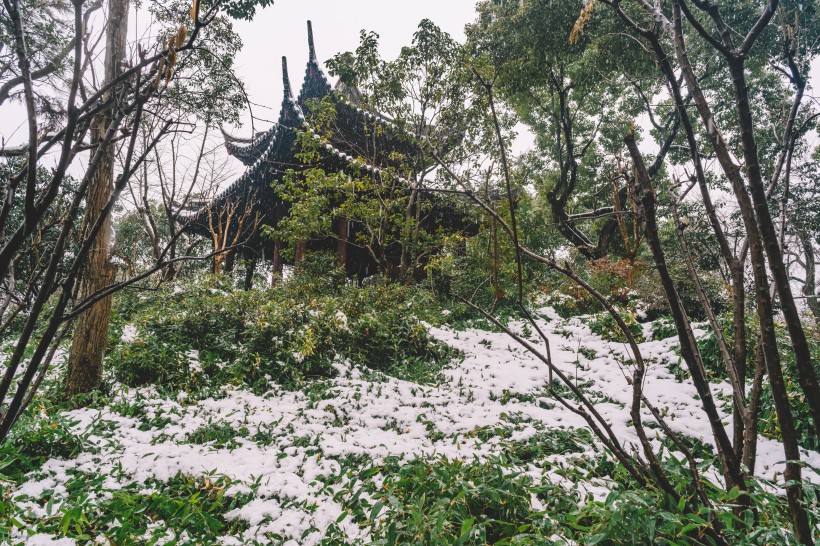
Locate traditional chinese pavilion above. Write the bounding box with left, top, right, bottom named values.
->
left=177, top=21, right=470, bottom=283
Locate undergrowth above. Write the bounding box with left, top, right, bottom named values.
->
left=106, top=258, right=459, bottom=395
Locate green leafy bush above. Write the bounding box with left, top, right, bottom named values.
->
left=108, top=268, right=456, bottom=392
left=650, top=317, right=677, bottom=341
left=4, top=470, right=253, bottom=542
left=344, top=457, right=553, bottom=545
left=503, top=427, right=593, bottom=462
left=567, top=456, right=818, bottom=546
left=588, top=309, right=644, bottom=344
left=758, top=324, right=820, bottom=451
left=1, top=413, right=84, bottom=478
left=108, top=335, right=195, bottom=387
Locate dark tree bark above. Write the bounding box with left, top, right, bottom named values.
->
left=337, top=216, right=348, bottom=267
left=625, top=131, right=742, bottom=488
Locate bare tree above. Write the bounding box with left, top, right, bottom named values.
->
left=122, top=124, right=236, bottom=279
left=206, top=187, right=260, bottom=275
left=0, top=0, right=272, bottom=441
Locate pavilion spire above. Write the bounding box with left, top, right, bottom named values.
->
left=307, top=20, right=317, bottom=63
left=282, top=56, right=293, bottom=99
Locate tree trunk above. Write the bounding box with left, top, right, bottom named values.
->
left=400, top=190, right=416, bottom=279
left=798, top=231, right=820, bottom=321
left=727, top=59, right=820, bottom=442
left=625, top=132, right=742, bottom=488
left=295, top=240, right=306, bottom=265
left=0, top=248, right=13, bottom=323
left=63, top=0, right=129, bottom=397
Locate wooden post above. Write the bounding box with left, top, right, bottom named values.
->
left=295, top=241, right=306, bottom=265
left=271, top=240, right=282, bottom=287
left=224, top=250, right=235, bottom=273
left=337, top=216, right=348, bottom=268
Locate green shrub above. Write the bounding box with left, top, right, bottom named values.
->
left=588, top=309, right=644, bottom=344
left=566, top=456, right=817, bottom=546
left=504, top=427, right=593, bottom=462
left=758, top=324, right=820, bottom=451
left=108, top=334, right=196, bottom=387
left=344, top=457, right=554, bottom=545
left=650, top=317, right=677, bottom=341
left=1, top=413, right=84, bottom=478
left=108, top=270, right=456, bottom=392
left=5, top=471, right=254, bottom=542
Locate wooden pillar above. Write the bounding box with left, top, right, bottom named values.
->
left=386, top=260, right=399, bottom=281
left=336, top=216, right=348, bottom=268
left=295, top=240, right=306, bottom=265
left=244, top=258, right=256, bottom=290
left=271, top=240, right=282, bottom=287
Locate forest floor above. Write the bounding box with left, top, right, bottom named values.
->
left=3, top=307, right=819, bottom=544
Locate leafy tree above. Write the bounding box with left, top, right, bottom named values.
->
left=0, top=159, right=82, bottom=323
left=466, top=0, right=658, bottom=260
left=276, top=21, right=488, bottom=281
left=432, top=1, right=820, bottom=543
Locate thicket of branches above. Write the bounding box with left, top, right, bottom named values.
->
left=0, top=0, right=269, bottom=439
left=278, top=2, right=820, bottom=543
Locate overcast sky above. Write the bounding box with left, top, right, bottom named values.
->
left=226, top=0, right=480, bottom=134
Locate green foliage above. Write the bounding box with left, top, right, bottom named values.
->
left=502, top=427, right=594, bottom=463
left=569, top=456, right=819, bottom=546
left=588, top=309, right=644, bottom=344
left=0, top=160, right=82, bottom=336
left=0, top=1, right=74, bottom=101
left=650, top=318, right=678, bottom=342
left=1, top=413, right=84, bottom=479
left=186, top=422, right=250, bottom=449
left=342, top=457, right=554, bottom=545
left=2, top=470, right=254, bottom=543
left=150, top=0, right=250, bottom=125
left=108, top=335, right=196, bottom=388
left=108, top=266, right=456, bottom=393
left=209, top=0, right=274, bottom=21
left=758, top=325, right=820, bottom=451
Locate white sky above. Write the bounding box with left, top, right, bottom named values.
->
left=226, top=0, right=480, bottom=134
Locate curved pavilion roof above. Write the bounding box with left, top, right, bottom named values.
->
left=175, top=21, right=474, bottom=282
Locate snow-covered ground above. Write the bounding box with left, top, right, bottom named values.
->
left=5, top=309, right=820, bottom=544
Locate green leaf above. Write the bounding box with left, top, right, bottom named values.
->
left=369, top=500, right=385, bottom=521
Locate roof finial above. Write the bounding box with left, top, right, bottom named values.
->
left=307, top=20, right=316, bottom=62
left=282, top=56, right=293, bottom=98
